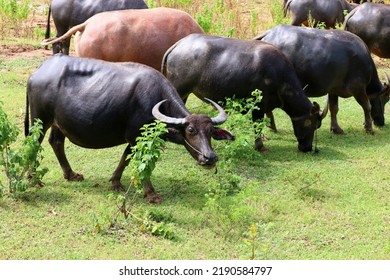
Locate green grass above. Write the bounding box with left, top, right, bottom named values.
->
left=0, top=0, right=390, bottom=260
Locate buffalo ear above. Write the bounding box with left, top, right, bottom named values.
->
left=168, top=127, right=180, bottom=134
left=212, top=128, right=235, bottom=141
left=311, top=102, right=320, bottom=115
left=163, top=127, right=183, bottom=144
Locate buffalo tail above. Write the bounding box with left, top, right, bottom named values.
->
left=24, top=88, right=29, bottom=137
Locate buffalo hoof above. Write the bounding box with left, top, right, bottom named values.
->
left=330, top=127, right=345, bottom=135
left=144, top=192, right=163, bottom=204
left=65, top=172, right=84, bottom=181
left=266, top=124, right=277, bottom=132
left=261, top=135, right=270, bottom=141
left=254, top=138, right=270, bottom=152
left=110, top=182, right=126, bottom=192
left=365, top=129, right=375, bottom=135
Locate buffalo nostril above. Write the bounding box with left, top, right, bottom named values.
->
left=204, top=154, right=218, bottom=164
left=210, top=155, right=218, bottom=163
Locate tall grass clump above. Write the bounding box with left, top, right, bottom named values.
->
left=0, top=0, right=31, bottom=38
left=147, top=0, right=262, bottom=39
left=268, top=0, right=289, bottom=27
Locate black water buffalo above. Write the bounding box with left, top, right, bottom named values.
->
left=46, top=0, right=148, bottom=54
left=256, top=25, right=390, bottom=134
left=344, top=2, right=390, bottom=58
left=25, top=55, right=234, bottom=203
left=162, top=34, right=327, bottom=152
left=283, top=0, right=355, bottom=28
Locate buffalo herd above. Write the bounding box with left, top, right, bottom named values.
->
left=25, top=0, right=389, bottom=202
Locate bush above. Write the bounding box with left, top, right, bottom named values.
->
left=0, top=101, right=47, bottom=197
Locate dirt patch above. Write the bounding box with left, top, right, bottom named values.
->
left=0, top=44, right=52, bottom=61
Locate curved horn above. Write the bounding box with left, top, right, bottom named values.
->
left=320, top=95, right=329, bottom=120
left=152, top=100, right=186, bottom=125
left=386, top=72, right=390, bottom=84
left=204, top=98, right=227, bottom=125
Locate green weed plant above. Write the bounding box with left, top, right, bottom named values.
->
left=0, top=101, right=47, bottom=197
left=91, top=121, right=176, bottom=240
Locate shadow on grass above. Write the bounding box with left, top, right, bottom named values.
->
left=13, top=187, right=72, bottom=206
left=297, top=186, right=333, bottom=203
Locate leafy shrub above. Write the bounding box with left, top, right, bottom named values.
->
left=202, top=90, right=270, bottom=239
left=221, top=89, right=269, bottom=160
left=0, top=101, right=47, bottom=197
left=128, top=120, right=168, bottom=189
left=91, top=121, right=177, bottom=239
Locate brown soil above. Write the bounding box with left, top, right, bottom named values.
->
left=0, top=44, right=52, bottom=60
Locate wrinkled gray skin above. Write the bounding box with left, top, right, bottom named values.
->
left=46, top=0, right=148, bottom=54
left=256, top=25, right=390, bottom=134
left=162, top=34, right=325, bottom=153
left=25, top=55, right=234, bottom=203
left=344, top=2, right=390, bottom=58
left=282, top=0, right=356, bottom=28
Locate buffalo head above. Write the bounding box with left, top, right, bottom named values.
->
left=292, top=101, right=328, bottom=152
left=370, top=73, right=390, bottom=127
left=152, top=98, right=235, bottom=167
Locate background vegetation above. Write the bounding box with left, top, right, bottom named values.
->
left=0, top=0, right=389, bottom=259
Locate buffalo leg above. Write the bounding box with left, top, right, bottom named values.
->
left=329, top=95, right=345, bottom=134
left=52, top=31, right=63, bottom=54
left=109, top=144, right=162, bottom=203
left=48, top=127, right=84, bottom=181
left=109, top=144, right=131, bottom=191
left=252, top=107, right=269, bottom=152
left=52, top=42, right=61, bottom=54
left=265, top=111, right=277, bottom=131
left=61, top=37, right=71, bottom=55
left=143, top=181, right=163, bottom=204
left=353, top=93, right=374, bottom=134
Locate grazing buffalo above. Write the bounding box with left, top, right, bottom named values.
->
left=344, top=2, right=390, bottom=58
left=256, top=25, right=390, bottom=134
left=46, top=0, right=148, bottom=54
left=162, top=34, right=327, bottom=152
left=25, top=55, right=234, bottom=203
left=282, top=0, right=356, bottom=28
left=41, top=7, right=204, bottom=70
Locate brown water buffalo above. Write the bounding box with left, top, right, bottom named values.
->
left=344, top=2, right=390, bottom=58
left=41, top=7, right=204, bottom=70
left=25, top=55, right=234, bottom=203
left=46, top=0, right=148, bottom=54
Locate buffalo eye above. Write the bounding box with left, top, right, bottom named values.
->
left=187, top=126, right=196, bottom=135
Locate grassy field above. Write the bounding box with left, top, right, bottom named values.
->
left=0, top=0, right=389, bottom=260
